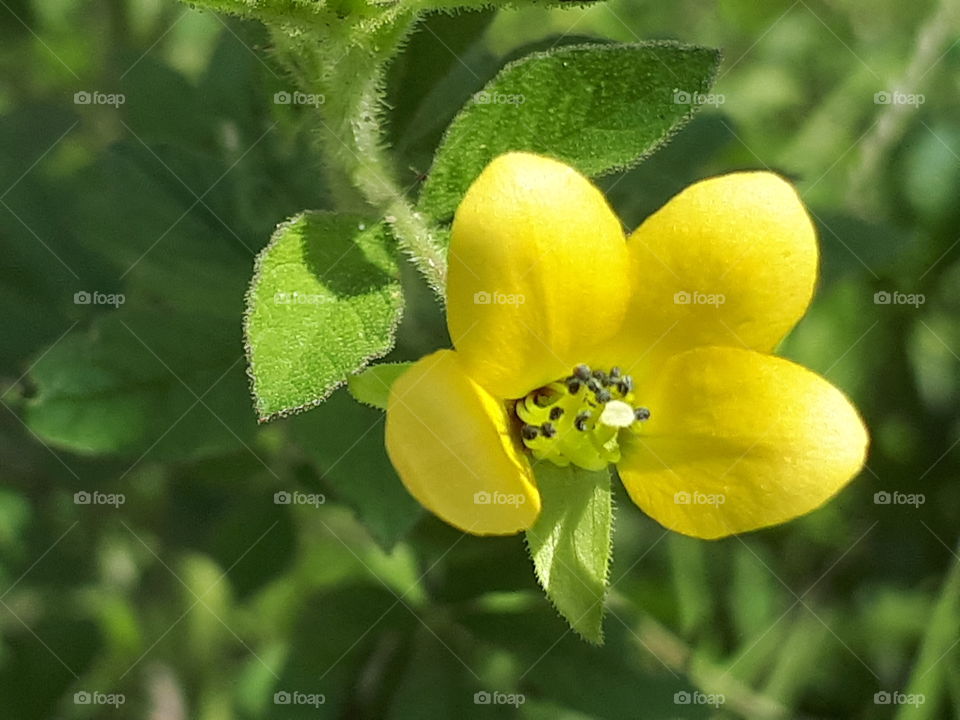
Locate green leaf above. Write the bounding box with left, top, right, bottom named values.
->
left=525, top=463, right=613, bottom=644
left=347, top=362, right=412, bottom=410
left=244, top=212, right=404, bottom=421
left=895, top=547, right=960, bottom=720
left=25, top=309, right=257, bottom=459
left=459, top=600, right=708, bottom=719
left=418, top=41, right=721, bottom=224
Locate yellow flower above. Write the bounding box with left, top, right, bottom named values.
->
left=385, top=152, right=868, bottom=539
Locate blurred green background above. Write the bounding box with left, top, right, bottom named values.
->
left=1, top=0, right=959, bottom=718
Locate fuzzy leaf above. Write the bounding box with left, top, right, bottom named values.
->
left=347, top=362, right=413, bottom=410
left=525, top=463, right=613, bottom=644
left=25, top=309, right=256, bottom=460
left=418, top=41, right=721, bottom=225
left=244, top=212, right=404, bottom=421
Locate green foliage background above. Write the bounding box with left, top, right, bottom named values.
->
left=1, top=0, right=959, bottom=718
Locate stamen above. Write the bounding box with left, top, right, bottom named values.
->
left=534, top=388, right=556, bottom=407
left=574, top=364, right=592, bottom=381
left=574, top=411, right=591, bottom=431
left=515, top=365, right=651, bottom=471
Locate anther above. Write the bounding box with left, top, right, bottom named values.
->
left=534, top=389, right=556, bottom=407
left=517, top=365, right=644, bottom=470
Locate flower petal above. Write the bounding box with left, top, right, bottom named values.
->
left=447, top=152, right=629, bottom=400
left=385, top=349, right=540, bottom=535
left=618, top=346, right=868, bottom=539
left=621, top=172, right=817, bottom=361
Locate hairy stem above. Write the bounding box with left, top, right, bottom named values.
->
left=273, top=13, right=449, bottom=298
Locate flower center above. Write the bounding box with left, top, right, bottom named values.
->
left=514, top=364, right=650, bottom=472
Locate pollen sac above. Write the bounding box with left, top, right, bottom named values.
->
left=514, top=365, right=649, bottom=471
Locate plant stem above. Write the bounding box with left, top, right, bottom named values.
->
left=273, top=13, right=449, bottom=298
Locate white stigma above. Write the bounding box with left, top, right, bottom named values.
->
left=598, top=400, right=635, bottom=428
